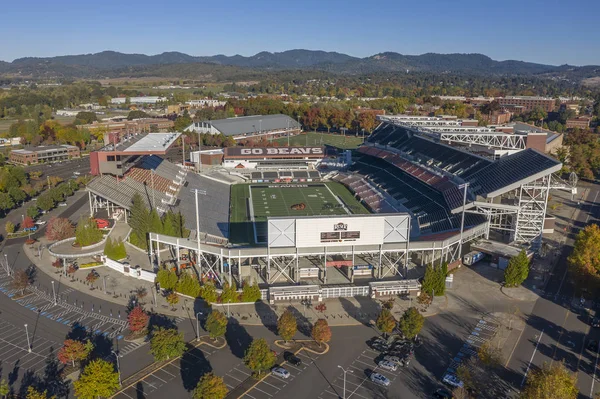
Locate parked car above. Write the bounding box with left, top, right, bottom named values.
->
left=382, top=355, right=401, bottom=364
left=95, top=219, right=109, bottom=229
left=588, top=340, right=599, bottom=352
left=271, top=367, right=290, bottom=379
left=370, top=372, right=390, bottom=387
left=592, top=317, right=600, bottom=328
left=442, top=374, right=464, bottom=389
left=433, top=388, right=454, bottom=399
left=377, top=360, right=398, bottom=372
left=284, top=351, right=302, bottom=366
left=23, top=226, right=38, bottom=232
left=35, top=220, right=46, bottom=226
left=58, top=202, right=68, bottom=207
left=73, top=171, right=81, bottom=175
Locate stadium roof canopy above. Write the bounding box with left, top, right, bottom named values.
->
left=188, top=114, right=300, bottom=137
left=122, top=133, right=181, bottom=152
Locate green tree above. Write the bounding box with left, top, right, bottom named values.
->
left=37, top=193, right=55, bottom=212
left=398, top=307, right=424, bottom=339
left=174, top=110, right=193, bottom=132
left=27, top=206, right=40, bottom=219
left=112, top=239, right=127, bottom=260
left=103, top=237, right=114, bottom=259
left=166, top=292, right=180, bottom=308
left=25, top=387, right=56, bottom=399
left=75, top=217, right=103, bottom=246
left=200, top=282, right=218, bottom=303
left=0, top=379, right=9, bottom=399
left=176, top=273, right=201, bottom=297
left=205, top=310, right=228, bottom=340
left=244, top=338, right=276, bottom=377
left=127, top=110, right=150, bottom=120
left=277, top=309, right=297, bottom=342
left=520, top=362, right=577, bottom=399
left=193, top=372, right=228, bottom=399
left=504, top=250, right=530, bottom=287
left=149, top=327, right=186, bottom=361
left=73, top=359, right=120, bottom=399
left=421, top=264, right=436, bottom=295
left=220, top=281, right=238, bottom=304
left=0, top=192, right=15, bottom=212
left=149, top=209, right=163, bottom=234
left=241, top=280, right=262, bottom=302
left=376, top=308, right=396, bottom=337
left=74, top=111, right=97, bottom=125
left=5, top=221, right=15, bottom=234
left=311, top=318, right=332, bottom=347
left=156, top=269, right=178, bottom=290
left=129, top=193, right=150, bottom=249
left=8, top=186, right=26, bottom=204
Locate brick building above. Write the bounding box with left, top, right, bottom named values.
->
left=9, top=145, right=80, bottom=165
left=78, top=118, right=174, bottom=135
left=497, top=96, right=555, bottom=113
left=566, top=116, right=592, bottom=130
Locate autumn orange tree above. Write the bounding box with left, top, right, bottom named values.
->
left=57, top=339, right=93, bottom=367
left=277, top=309, right=297, bottom=343
left=127, top=305, right=149, bottom=335
left=568, top=224, right=600, bottom=290
left=311, top=319, right=332, bottom=348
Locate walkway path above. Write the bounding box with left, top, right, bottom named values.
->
left=48, top=221, right=131, bottom=258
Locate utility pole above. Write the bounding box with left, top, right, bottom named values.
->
left=196, top=311, right=203, bottom=340
left=458, top=183, right=469, bottom=261
left=51, top=281, right=57, bottom=306
left=112, top=351, right=122, bottom=387
left=191, top=189, right=207, bottom=272
left=24, top=324, right=31, bottom=352
left=197, top=130, right=202, bottom=173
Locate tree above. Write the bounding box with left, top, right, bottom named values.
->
left=86, top=271, right=98, bottom=286
left=568, top=224, right=600, bottom=289
left=244, top=338, right=276, bottom=377
left=0, top=192, right=15, bottom=212
left=45, top=217, right=74, bottom=241
left=193, top=372, right=228, bottom=399
left=520, top=362, right=577, bottom=399
left=421, top=264, right=436, bottom=295
left=104, top=237, right=127, bottom=261
left=149, top=327, right=186, bottom=361
left=36, top=193, right=55, bottom=212
left=74, top=111, right=97, bottom=125
left=166, top=292, right=179, bottom=308
left=25, top=387, right=56, bottom=399
left=127, top=305, right=149, bottom=334
left=0, top=380, right=9, bottom=399
left=156, top=269, right=178, bottom=290
left=11, top=270, right=30, bottom=295
left=205, top=310, right=228, bottom=341
left=73, top=359, right=120, bottom=399
left=127, top=110, right=150, bottom=120
left=200, top=282, right=218, bottom=303
left=311, top=318, right=332, bottom=347
left=27, top=206, right=39, bottom=219
left=220, top=281, right=238, bottom=304
left=376, top=308, right=396, bottom=337
left=57, top=339, right=93, bottom=367
left=5, top=221, right=15, bottom=234
left=21, top=216, right=34, bottom=231
left=276, top=309, right=297, bottom=342
left=8, top=187, right=27, bottom=204
left=398, top=307, right=424, bottom=339
left=477, top=342, right=502, bottom=367
left=75, top=217, right=103, bottom=246
left=176, top=273, right=201, bottom=297
left=129, top=193, right=150, bottom=249
left=504, top=250, right=530, bottom=287
left=241, top=280, right=262, bottom=302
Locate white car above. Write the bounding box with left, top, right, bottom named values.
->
left=378, top=360, right=398, bottom=372
left=271, top=367, right=290, bottom=379
left=35, top=221, right=46, bottom=226
left=442, top=373, right=464, bottom=388
left=383, top=355, right=401, bottom=364
left=74, top=171, right=81, bottom=175
left=370, top=373, right=390, bottom=387
left=58, top=202, right=68, bottom=207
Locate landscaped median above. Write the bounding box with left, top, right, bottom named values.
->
left=226, top=340, right=329, bottom=399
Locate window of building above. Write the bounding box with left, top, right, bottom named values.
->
left=107, top=155, right=116, bottom=162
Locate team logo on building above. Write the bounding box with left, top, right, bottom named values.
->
left=238, top=147, right=323, bottom=156
left=333, top=222, right=348, bottom=231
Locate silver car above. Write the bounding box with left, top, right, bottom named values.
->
left=271, top=367, right=290, bottom=379
left=370, top=372, right=390, bottom=387
left=378, top=360, right=398, bottom=372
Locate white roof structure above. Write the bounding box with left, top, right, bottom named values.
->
left=122, top=133, right=181, bottom=153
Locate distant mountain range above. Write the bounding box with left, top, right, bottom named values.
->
left=1, top=49, right=599, bottom=80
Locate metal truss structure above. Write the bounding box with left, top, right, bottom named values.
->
left=513, top=175, right=552, bottom=246
left=439, top=132, right=526, bottom=150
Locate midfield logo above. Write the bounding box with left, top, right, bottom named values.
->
left=333, top=222, right=348, bottom=231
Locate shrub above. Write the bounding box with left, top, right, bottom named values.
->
left=156, top=269, right=178, bottom=290
left=241, top=280, right=262, bottom=302
left=219, top=281, right=238, bottom=304
left=5, top=221, right=15, bottom=234
left=200, top=282, right=218, bottom=303
left=176, top=273, right=201, bottom=298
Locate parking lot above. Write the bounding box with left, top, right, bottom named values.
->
left=318, top=346, right=403, bottom=399
left=238, top=350, right=322, bottom=399
left=113, top=343, right=219, bottom=399
left=0, top=317, right=58, bottom=377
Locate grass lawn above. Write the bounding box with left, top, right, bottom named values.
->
left=271, top=131, right=364, bottom=150
left=229, top=182, right=368, bottom=244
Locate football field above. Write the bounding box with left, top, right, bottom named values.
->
left=249, top=184, right=348, bottom=220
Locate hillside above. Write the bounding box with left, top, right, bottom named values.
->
left=1, top=49, right=598, bottom=81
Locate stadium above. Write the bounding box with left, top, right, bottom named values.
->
left=86, top=116, right=572, bottom=301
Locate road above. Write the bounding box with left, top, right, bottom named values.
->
left=24, top=157, right=90, bottom=181
left=507, top=181, right=600, bottom=398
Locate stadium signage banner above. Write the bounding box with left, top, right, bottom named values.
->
left=268, top=215, right=410, bottom=248
left=227, top=147, right=324, bottom=157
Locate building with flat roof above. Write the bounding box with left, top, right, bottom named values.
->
left=89, top=132, right=181, bottom=176
left=110, top=96, right=167, bottom=105
left=9, top=145, right=80, bottom=165
left=498, top=96, right=555, bottom=113
left=566, top=116, right=592, bottom=130
left=78, top=118, right=174, bottom=135
left=185, top=114, right=301, bottom=141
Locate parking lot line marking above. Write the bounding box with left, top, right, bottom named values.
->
left=353, top=359, right=374, bottom=368
left=332, top=383, right=370, bottom=399
left=241, top=392, right=257, bottom=399
left=250, top=386, right=273, bottom=397
left=266, top=374, right=288, bottom=384
left=324, top=389, right=341, bottom=398
left=235, top=367, right=251, bottom=376
left=148, top=373, right=168, bottom=384
left=227, top=374, right=245, bottom=382
left=260, top=379, right=283, bottom=389
left=157, top=367, right=177, bottom=378
left=116, top=391, right=134, bottom=399
left=284, top=363, right=302, bottom=372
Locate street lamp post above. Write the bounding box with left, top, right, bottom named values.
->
left=51, top=281, right=57, bottom=306
left=337, top=365, right=353, bottom=399
left=24, top=324, right=31, bottom=353
left=196, top=311, right=203, bottom=341
left=4, top=253, right=9, bottom=276
left=103, top=276, right=107, bottom=293
left=191, top=189, right=207, bottom=273
left=111, top=350, right=122, bottom=387
left=458, top=183, right=469, bottom=261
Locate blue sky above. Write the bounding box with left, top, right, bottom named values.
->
left=2, top=0, right=599, bottom=65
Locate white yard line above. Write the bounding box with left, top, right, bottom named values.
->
left=521, top=330, right=544, bottom=387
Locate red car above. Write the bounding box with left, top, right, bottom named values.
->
left=95, top=219, right=109, bottom=229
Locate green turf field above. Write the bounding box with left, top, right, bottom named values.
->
left=229, top=182, right=369, bottom=244
left=271, top=132, right=364, bottom=150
